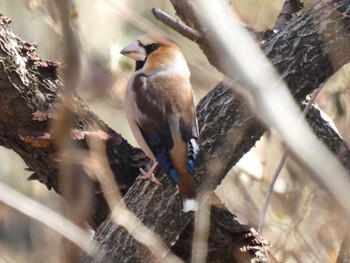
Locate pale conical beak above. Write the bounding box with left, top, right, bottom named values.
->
left=120, top=40, right=146, bottom=61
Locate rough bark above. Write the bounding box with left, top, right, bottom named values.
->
left=0, top=13, right=273, bottom=262
left=0, top=0, right=349, bottom=262
left=273, top=0, right=305, bottom=30
left=0, top=14, right=146, bottom=229
left=303, top=103, right=350, bottom=171
left=172, top=205, right=275, bottom=263
left=170, top=0, right=350, bottom=99
left=85, top=0, right=350, bottom=262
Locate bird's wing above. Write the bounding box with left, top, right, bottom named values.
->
left=133, top=73, right=174, bottom=148
left=132, top=72, right=198, bottom=183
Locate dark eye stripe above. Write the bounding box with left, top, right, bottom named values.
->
left=145, top=43, right=160, bottom=55
left=135, top=43, right=160, bottom=71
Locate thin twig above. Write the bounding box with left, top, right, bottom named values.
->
left=258, top=86, right=323, bottom=234
left=191, top=202, right=211, bottom=263
left=257, top=152, right=287, bottom=235
left=0, top=182, right=103, bottom=259
left=53, top=1, right=85, bottom=262
left=152, top=8, right=202, bottom=42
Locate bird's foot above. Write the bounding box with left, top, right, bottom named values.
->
left=138, top=162, right=162, bottom=186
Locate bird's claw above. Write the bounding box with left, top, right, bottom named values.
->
left=138, top=167, right=162, bottom=186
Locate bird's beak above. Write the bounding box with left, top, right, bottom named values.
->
left=120, top=40, right=147, bottom=61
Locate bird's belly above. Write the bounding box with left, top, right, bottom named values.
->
left=125, top=88, right=156, bottom=161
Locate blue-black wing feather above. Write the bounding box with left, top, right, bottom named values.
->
left=133, top=73, right=199, bottom=184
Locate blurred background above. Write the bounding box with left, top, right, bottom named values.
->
left=0, top=0, right=349, bottom=262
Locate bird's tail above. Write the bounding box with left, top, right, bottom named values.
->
left=179, top=172, right=198, bottom=212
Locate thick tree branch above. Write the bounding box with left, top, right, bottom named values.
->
left=303, top=103, right=350, bottom=171
left=83, top=0, right=350, bottom=262
left=168, top=0, right=350, bottom=100
left=0, top=13, right=145, bottom=229
left=0, top=13, right=272, bottom=263
left=274, top=0, right=305, bottom=30
left=1, top=0, right=350, bottom=262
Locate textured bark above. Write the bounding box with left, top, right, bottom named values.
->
left=171, top=0, right=350, bottom=100
left=273, top=0, right=305, bottom=30
left=0, top=0, right=350, bottom=262
left=0, top=14, right=272, bottom=263
left=303, top=103, right=350, bottom=171
left=85, top=0, right=350, bottom=262
left=83, top=83, right=269, bottom=263
left=0, top=14, right=146, bottom=229
left=172, top=206, right=276, bottom=263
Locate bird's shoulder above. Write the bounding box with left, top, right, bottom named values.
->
left=132, top=70, right=191, bottom=93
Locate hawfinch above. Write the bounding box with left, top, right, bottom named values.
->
left=120, top=35, right=199, bottom=212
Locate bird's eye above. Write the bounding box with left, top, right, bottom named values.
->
left=151, top=43, right=160, bottom=50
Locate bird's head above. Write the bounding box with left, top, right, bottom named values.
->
left=120, top=34, right=188, bottom=73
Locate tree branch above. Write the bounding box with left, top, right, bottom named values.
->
left=0, top=12, right=273, bottom=263
left=151, top=8, right=202, bottom=42
left=274, top=0, right=305, bottom=30
left=83, top=0, right=350, bottom=261
left=168, top=0, right=350, bottom=99
left=1, top=0, right=350, bottom=262
left=0, top=14, right=146, bottom=229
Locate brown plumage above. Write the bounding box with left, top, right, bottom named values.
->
left=121, top=34, right=199, bottom=212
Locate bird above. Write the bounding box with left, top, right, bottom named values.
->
left=120, top=34, right=199, bottom=212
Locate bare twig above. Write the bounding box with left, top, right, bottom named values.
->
left=53, top=1, right=85, bottom=262
left=258, top=86, right=323, bottom=234
left=191, top=202, right=211, bottom=263
left=0, top=182, right=102, bottom=259
left=258, top=152, right=287, bottom=234
left=152, top=8, right=202, bottom=42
